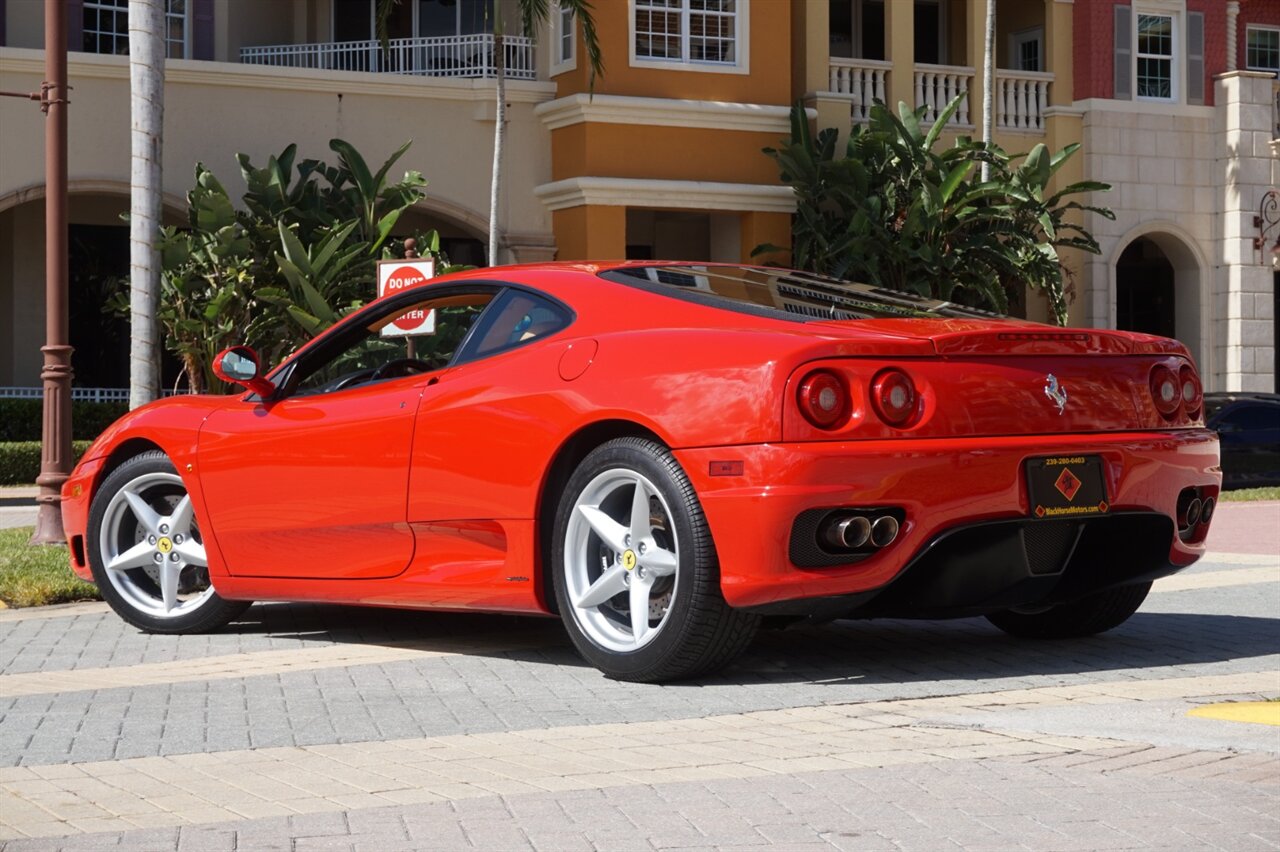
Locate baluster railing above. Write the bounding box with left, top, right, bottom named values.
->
left=914, top=64, right=974, bottom=126
left=240, top=35, right=536, bottom=80
left=995, top=70, right=1053, bottom=132
left=828, top=58, right=892, bottom=123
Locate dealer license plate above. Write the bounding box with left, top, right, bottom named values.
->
left=1025, top=455, right=1109, bottom=519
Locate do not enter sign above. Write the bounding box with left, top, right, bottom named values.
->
left=377, top=259, right=436, bottom=337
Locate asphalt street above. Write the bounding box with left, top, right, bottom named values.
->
left=0, top=498, right=1276, bottom=850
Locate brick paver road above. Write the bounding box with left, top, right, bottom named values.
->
left=0, top=507, right=1276, bottom=850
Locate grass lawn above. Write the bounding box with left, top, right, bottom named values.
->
left=1219, top=486, right=1280, bottom=502
left=0, top=527, right=100, bottom=608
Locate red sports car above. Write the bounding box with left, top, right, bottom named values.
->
left=61, top=263, right=1221, bottom=682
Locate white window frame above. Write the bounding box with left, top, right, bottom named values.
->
left=164, top=0, right=190, bottom=59
left=628, top=0, right=750, bottom=76
left=1133, top=7, right=1179, bottom=103
left=1008, top=26, right=1044, bottom=73
left=1246, top=24, right=1280, bottom=73
left=82, top=0, right=188, bottom=58
left=552, top=2, right=577, bottom=75
left=82, top=0, right=129, bottom=55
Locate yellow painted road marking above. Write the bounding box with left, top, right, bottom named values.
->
left=1189, top=701, right=1280, bottom=727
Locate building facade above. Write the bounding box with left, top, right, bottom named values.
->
left=1, top=0, right=1276, bottom=393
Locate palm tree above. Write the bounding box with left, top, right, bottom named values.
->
left=378, top=0, right=603, bottom=266
left=981, top=0, right=995, bottom=181
left=128, top=0, right=165, bottom=407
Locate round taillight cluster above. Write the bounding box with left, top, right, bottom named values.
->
left=871, top=368, right=919, bottom=427
left=1150, top=362, right=1203, bottom=421
left=1150, top=365, right=1180, bottom=418
left=797, top=370, right=849, bottom=429
left=1179, top=364, right=1202, bottom=418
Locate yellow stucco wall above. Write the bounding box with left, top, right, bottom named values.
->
left=552, top=0, right=792, bottom=105
left=550, top=123, right=784, bottom=185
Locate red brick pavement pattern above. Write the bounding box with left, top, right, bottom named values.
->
left=1205, top=500, right=1280, bottom=556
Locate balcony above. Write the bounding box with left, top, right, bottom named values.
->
left=240, top=34, right=535, bottom=80
left=827, top=60, right=1053, bottom=133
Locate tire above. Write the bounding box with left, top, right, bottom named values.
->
left=87, top=450, right=251, bottom=633
left=985, top=582, right=1152, bottom=639
left=552, top=437, right=759, bottom=682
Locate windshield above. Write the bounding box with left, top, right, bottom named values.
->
left=600, top=265, right=1005, bottom=322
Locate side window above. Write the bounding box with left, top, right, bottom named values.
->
left=462, top=290, right=572, bottom=362
left=290, top=292, right=494, bottom=396
left=1219, top=404, right=1279, bottom=432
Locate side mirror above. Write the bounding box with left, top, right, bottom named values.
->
left=212, top=346, right=276, bottom=398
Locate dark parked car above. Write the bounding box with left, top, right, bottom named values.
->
left=1205, top=392, right=1280, bottom=489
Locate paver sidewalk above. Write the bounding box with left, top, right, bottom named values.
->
left=0, top=524, right=1275, bottom=849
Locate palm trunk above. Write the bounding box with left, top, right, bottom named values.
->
left=128, top=0, right=164, bottom=407
left=981, top=0, right=995, bottom=182
left=489, top=31, right=505, bottom=267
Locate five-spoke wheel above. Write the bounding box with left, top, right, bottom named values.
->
left=553, top=438, right=758, bottom=682
left=88, top=451, right=250, bottom=633
left=563, top=468, right=681, bottom=652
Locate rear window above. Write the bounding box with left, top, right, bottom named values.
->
left=600, top=265, right=1003, bottom=322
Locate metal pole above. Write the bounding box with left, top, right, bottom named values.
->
left=30, top=0, right=73, bottom=545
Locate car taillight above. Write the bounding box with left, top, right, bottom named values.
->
left=797, top=370, right=849, bottom=429
left=1179, top=365, right=1202, bottom=418
left=871, top=368, right=918, bottom=427
left=1150, top=365, right=1180, bottom=418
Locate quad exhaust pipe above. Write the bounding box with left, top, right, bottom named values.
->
left=1176, top=487, right=1216, bottom=537
left=821, top=511, right=901, bottom=552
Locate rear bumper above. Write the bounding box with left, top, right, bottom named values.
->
left=676, top=430, right=1220, bottom=610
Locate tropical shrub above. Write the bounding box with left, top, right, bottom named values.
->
left=128, top=139, right=466, bottom=393
left=760, top=97, right=1114, bottom=324
left=0, top=399, right=127, bottom=442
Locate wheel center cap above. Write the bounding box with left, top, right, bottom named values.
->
left=622, top=549, right=637, bottom=571
left=157, top=537, right=173, bottom=554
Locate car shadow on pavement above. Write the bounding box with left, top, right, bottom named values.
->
left=712, top=611, right=1280, bottom=687
left=224, top=603, right=1277, bottom=687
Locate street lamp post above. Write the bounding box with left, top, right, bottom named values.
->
left=31, top=0, right=74, bottom=544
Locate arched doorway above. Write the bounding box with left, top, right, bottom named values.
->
left=1113, top=229, right=1204, bottom=366
left=0, top=191, right=185, bottom=388
left=1116, top=237, right=1175, bottom=339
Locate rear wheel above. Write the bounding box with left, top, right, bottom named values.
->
left=88, top=451, right=250, bottom=633
left=985, top=582, right=1152, bottom=639
left=552, top=437, right=758, bottom=682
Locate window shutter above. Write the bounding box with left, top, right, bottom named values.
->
left=1114, top=5, right=1132, bottom=100
left=66, top=0, right=83, bottom=52
left=1187, top=11, right=1205, bottom=105
left=192, top=0, right=214, bottom=60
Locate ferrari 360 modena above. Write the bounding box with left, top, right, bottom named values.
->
left=61, top=263, right=1221, bottom=682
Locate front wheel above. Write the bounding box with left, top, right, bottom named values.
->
left=985, top=582, right=1152, bottom=639
left=87, top=450, right=251, bottom=633
left=552, top=438, right=758, bottom=682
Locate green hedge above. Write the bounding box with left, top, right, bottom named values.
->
left=0, top=399, right=128, bottom=442
left=0, top=441, right=92, bottom=486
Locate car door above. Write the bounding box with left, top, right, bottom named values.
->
left=406, top=287, right=574, bottom=522
left=197, top=287, right=497, bottom=579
